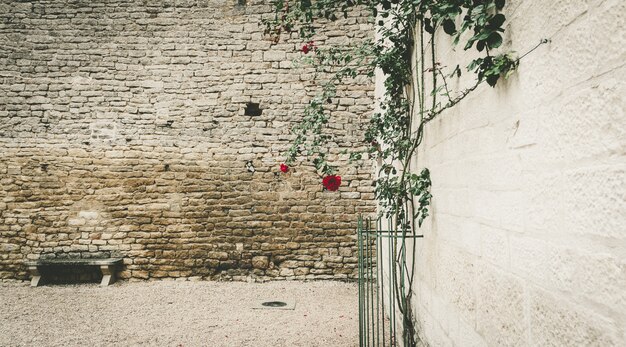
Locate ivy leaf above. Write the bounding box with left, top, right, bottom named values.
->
left=475, top=31, right=492, bottom=41
left=487, top=32, right=503, bottom=49
left=486, top=74, right=499, bottom=87
left=476, top=40, right=485, bottom=52
left=495, top=0, right=506, bottom=10
left=424, top=18, right=435, bottom=34
left=442, top=19, right=456, bottom=35
left=488, top=14, right=506, bottom=29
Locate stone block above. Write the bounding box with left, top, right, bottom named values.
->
left=252, top=256, right=269, bottom=269
left=280, top=260, right=299, bottom=268
left=286, top=242, right=300, bottom=249
left=322, top=255, right=343, bottom=263
left=78, top=211, right=99, bottom=220
left=207, top=252, right=229, bottom=260
left=475, top=265, right=526, bottom=346
left=279, top=268, right=294, bottom=276
left=263, top=51, right=286, bottom=61
left=530, top=288, right=617, bottom=346
left=294, top=267, right=310, bottom=276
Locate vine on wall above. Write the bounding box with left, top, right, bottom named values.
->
left=265, top=1, right=544, bottom=344
left=266, top=0, right=518, bottom=230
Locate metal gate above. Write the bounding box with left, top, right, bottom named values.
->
left=357, top=217, right=423, bottom=347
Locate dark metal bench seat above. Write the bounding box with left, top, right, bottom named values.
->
left=24, top=258, right=123, bottom=287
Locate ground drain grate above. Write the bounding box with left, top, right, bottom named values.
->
left=252, top=299, right=296, bottom=310
left=261, top=301, right=287, bottom=307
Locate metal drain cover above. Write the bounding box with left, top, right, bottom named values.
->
left=262, top=301, right=287, bottom=307
left=252, top=299, right=296, bottom=310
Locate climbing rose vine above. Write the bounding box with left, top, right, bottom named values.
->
left=264, top=1, right=549, bottom=345
left=263, top=0, right=537, bottom=226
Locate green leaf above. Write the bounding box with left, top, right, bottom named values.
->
left=489, top=14, right=506, bottom=29
left=495, top=0, right=506, bottom=10
left=477, top=40, right=485, bottom=52
left=442, top=19, right=456, bottom=35
left=424, top=18, right=435, bottom=34
left=487, top=32, right=503, bottom=49
left=486, top=74, right=499, bottom=87
left=475, top=31, right=492, bottom=40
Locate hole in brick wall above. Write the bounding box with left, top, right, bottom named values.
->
left=237, top=0, right=247, bottom=6
left=244, top=102, right=262, bottom=117
left=164, top=164, right=170, bottom=172
left=245, top=160, right=255, bottom=173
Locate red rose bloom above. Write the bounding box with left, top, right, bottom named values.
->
left=280, top=163, right=289, bottom=173
left=301, top=41, right=316, bottom=54
left=322, top=175, right=341, bottom=191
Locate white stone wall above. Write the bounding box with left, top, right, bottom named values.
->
left=408, top=1, right=625, bottom=345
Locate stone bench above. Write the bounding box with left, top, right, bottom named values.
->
left=24, top=258, right=123, bottom=287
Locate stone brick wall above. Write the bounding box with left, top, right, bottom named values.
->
left=0, top=0, right=375, bottom=281
left=402, top=0, right=625, bottom=345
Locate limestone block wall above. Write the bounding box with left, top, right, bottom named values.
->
left=0, top=0, right=375, bottom=281
left=407, top=0, right=625, bottom=346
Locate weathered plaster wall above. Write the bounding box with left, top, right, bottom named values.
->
left=0, top=0, right=375, bottom=281
left=408, top=0, right=625, bottom=346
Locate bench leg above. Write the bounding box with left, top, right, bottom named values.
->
left=28, top=266, right=42, bottom=287
left=100, top=265, right=116, bottom=286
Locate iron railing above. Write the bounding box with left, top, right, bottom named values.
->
left=358, top=216, right=423, bottom=347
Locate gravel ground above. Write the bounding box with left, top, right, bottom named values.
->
left=0, top=280, right=358, bottom=347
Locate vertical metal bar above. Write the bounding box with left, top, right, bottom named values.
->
left=401, top=221, right=407, bottom=347
left=376, top=227, right=381, bottom=347
left=368, top=220, right=376, bottom=346
left=358, top=216, right=363, bottom=347
left=365, top=220, right=370, bottom=347
left=367, top=223, right=376, bottom=346
left=365, top=224, right=369, bottom=347
left=367, top=227, right=374, bottom=344
left=387, top=218, right=397, bottom=346
left=367, top=221, right=371, bottom=347
left=386, top=217, right=390, bottom=346
left=378, top=218, right=385, bottom=346
left=364, top=218, right=368, bottom=347
left=367, top=220, right=376, bottom=346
